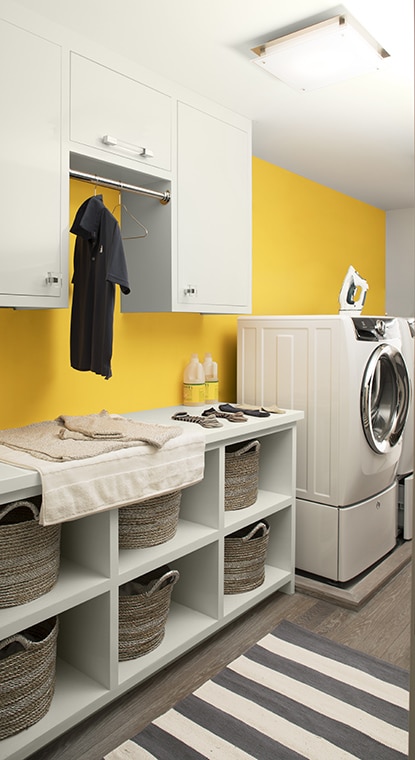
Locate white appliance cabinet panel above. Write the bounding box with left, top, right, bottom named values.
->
left=0, top=19, right=67, bottom=308
left=70, top=53, right=172, bottom=174
left=0, top=407, right=301, bottom=760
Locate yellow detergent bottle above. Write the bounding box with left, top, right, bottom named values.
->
left=183, top=354, right=205, bottom=406
left=203, top=352, right=219, bottom=403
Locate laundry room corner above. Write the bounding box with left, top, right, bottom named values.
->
left=0, top=3, right=412, bottom=758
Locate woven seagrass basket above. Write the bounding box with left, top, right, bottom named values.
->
left=0, top=616, right=59, bottom=739
left=224, top=521, right=270, bottom=594
left=224, top=440, right=260, bottom=511
left=0, top=499, right=61, bottom=608
left=119, top=566, right=179, bottom=660
left=119, top=490, right=182, bottom=549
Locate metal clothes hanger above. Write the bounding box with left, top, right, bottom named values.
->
left=112, top=193, right=148, bottom=240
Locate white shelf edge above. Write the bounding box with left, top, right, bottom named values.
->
left=118, top=520, right=218, bottom=581
left=224, top=490, right=292, bottom=532
left=223, top=566, right=293, bottom=619
left=0, top=557, right=111, bottom=639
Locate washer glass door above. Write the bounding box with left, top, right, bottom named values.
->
left=361, top=345, right=410, bottom=453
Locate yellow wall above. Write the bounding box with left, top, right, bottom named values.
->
left=0, top=157, right=385, bottom=429
left=252, top=158, right=385, bottom=314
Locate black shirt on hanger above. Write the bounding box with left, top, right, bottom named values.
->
left=70, top=194, right=130, bottom=380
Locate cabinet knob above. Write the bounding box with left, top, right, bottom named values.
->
left=102, top=135, right=154, bottom=158
left=45, top=272, right=62, bottom=286
left=184, top=285, right=198, bottom=296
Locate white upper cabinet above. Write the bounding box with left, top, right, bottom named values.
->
left=0, top=10, right=251, bottom=312
left=176, top=102, right=252, bottom=313
left=121, top=100, right=252, bottom=314
left=0, top=19, right=67, bottom=308
left=70, top=53, right=172, bottom=174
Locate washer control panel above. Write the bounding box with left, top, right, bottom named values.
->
left=352, top=316, right=399, bottom=341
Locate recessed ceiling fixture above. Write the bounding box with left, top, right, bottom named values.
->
left=251, top=14, right=390, bottom=92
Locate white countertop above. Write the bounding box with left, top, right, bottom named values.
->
left=126, top=405, right=304, bottom=446
left=0, top=405, right=303, bottom=504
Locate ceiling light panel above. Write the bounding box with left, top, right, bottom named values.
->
left=252, top=15, right=389, bottom=92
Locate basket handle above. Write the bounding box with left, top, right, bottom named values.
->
left=0, top=633, right=35, bottom=653
left=145, top=570, right=180, bottom=597
left=242, top=522, right=268, bottom=542
left=0, top=500, right=39, bottom=524
left=0, top=618, right=58, bottom=656
left=233, top=440, right=260, bottom=457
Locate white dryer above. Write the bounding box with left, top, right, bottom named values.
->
left=237, top=315, right=411, bottom=582
left=397, top=317, right=414, bottom=539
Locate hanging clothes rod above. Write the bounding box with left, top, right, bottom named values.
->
left=69, top=169, right=171, bottom=204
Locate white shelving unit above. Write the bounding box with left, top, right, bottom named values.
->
left=0, top=406, right=302, bottom=760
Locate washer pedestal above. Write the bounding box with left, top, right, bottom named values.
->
left=296, top=481, right=398, bottom=582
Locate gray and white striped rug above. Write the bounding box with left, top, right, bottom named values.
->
left=105, top=620, right=409, bottom=759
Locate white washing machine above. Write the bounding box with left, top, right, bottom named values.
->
left=237, top=315, right=411, bottom=582
left=397, top=317, right=414, bottom=539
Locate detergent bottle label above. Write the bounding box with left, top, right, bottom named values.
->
left=183, top=382, right=205, bottom=406
left=205, top=380, right=219, bottom=403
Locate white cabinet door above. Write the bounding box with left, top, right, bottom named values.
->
left=70, top=53, right=172, bottom=173
left=177, top=102, right=252, bottom=314
left=0, top=20, right=66, bottom=307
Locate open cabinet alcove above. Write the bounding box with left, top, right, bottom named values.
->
left=70, top=152, right=172, bottom=313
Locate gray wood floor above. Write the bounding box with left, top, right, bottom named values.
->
left=29, top=560, right=411, bottom=760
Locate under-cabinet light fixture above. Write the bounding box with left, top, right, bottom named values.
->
left=251, top=14, right=389, bottom=92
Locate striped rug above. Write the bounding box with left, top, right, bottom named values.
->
left=104, top=620, right=409, bottom=760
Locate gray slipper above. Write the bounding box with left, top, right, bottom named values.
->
left=172, top=412, right=223, bottom=428
left=219, top=403, right=270, bottom=418
left=202, top=407, right=247, bottom=422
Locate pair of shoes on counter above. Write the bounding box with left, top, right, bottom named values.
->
left=172, top=406, right=247, bottom=428
left=202, top=407, right=247, bottom=422
left=172, top=405, right=249, bottom=428
left=219, top=403, right=285, bottom=417
left=172, top=412, right=223, bottom=428
left=172, top=403, right=285, bottom=428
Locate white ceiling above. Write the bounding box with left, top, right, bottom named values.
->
left=12, top=0, right=414, bottom=210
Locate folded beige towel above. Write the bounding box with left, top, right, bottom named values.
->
left=0, top=425, right=205, bottom=525
left=58, top=410, right=126, bottom=438
left=0, top=414, right=182, bottom=462
left=57, top=410, right=180, bottom=449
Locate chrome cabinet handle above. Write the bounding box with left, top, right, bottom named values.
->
left=102, top=134, right=154, bottom=158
